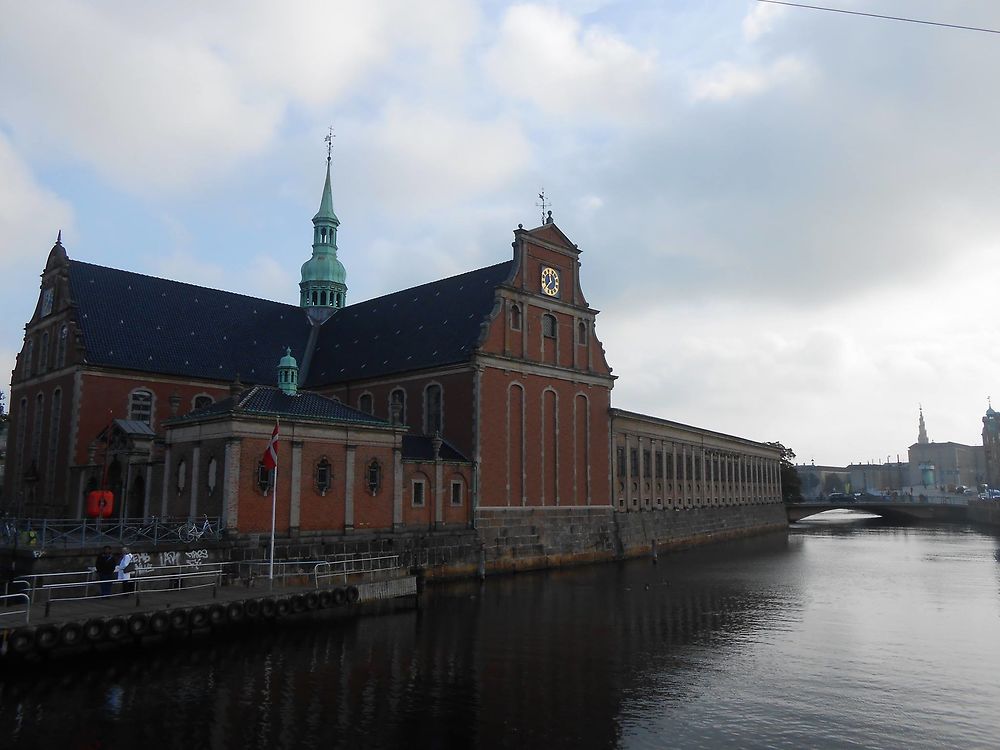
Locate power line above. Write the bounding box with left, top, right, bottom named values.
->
left=756, top=0, right=1000, bottom=35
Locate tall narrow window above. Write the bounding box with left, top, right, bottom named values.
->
left=315, top=458, right=332, bottom=495
left=643, top=449, right=652, bottom=479
left=207, top=457, right=218, bottom=495
left=450, top=479, right=464, bottom=506
left=48, top=389, right=62, bottom=481
left=411, top=478, right=426, bottom=507
left=32, top=393, right=44, bottom=467
left=359, top=393, right=374, bottom=415
left=390, top=388, right=406, bottom=425
left=366, top=459, right=382, bottom=495
left=617, top=446, right=626, bottom=477
left=56, top=325, right=68, bottom=368
left=24, top=338, right=33, bottom=378
left=257, top=461, right=272, bottom=493
left=177, top=458, right=187, bottom=495
left=424, top=384, right=442, bottom=434
left=510, top=304, right=522, bottom=331
left=542, top=314, right=557, bottom=338
left=630, top=447, right=639, bottom=478
left=577, top=320, right=588, bottom=345
left=655, top=450, right=664, bottom=479
left=129, top=389, right=153, bottom=425
left=39, top=331, right=49, bottom=373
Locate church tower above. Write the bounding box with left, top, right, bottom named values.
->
left=982, top=402, right=1000, bottom=489
left=300, top=152, right=347, bottom=325
left=917, top=406, right=929, bottom=444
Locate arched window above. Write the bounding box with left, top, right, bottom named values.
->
left=359, top=393, right=374, bottom=415
left=411, top=476, right=427, bottom=507
left=424, top=384, right=442, bottom=435
left=366, top=459, right=382, bottom=495
left=315, top=457, right=332, bottom=495
left=390, top=388, right=406, bottom=425
left=207, top=456, right=218, bottom=495
left=542, top=314, right=557, bottom=338
left=32, top=393, right=44, bottom=466
left=510, top=304, right=522, bottom=331
left=48, top=389, right=62, bottom=480
left=450, top=478, right=464, bottom=506
left=176, top=458, right=187, bottom=495
left=129, top=389, right=154, bottom=425
left=577, top=320, right=588, bottom=345
left=56, top=325, right=68, bottom=368
left=23, top=338, right=33, bottom=378
left=257, top=461, right=273, bottom=493
left=39, top=331, right=49, bottom=373
left=192, top=394, right=214, bottom=411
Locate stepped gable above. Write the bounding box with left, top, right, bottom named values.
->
left=68, top=260, right=311, bottom=384
left=306, top=260, right=514, bottom=386
left=169, top=385, right=387, bottom=426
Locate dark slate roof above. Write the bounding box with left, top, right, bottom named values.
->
left=306, top=261, right=514, bottom=386
left=401, top=434, right=470, bottom=463
left=69, top=260, right=310, bottom=384
left=169, top=385, right=388, bottom=426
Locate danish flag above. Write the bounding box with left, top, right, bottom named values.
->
left=262, top=422, right=279, bottom=470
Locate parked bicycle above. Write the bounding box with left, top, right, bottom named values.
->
left=179, top=515, right=215, bottom=543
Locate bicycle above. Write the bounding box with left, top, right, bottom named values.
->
left=179, top=515, right=215, bottom=543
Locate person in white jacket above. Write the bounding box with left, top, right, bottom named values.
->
left=115, top=546, right=135, bottom=595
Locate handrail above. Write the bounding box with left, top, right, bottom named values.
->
left=313, top=554, right=401, bottom=587
left=0, top=516, right=225, bottom=549
left=0, top=594, right=31, bottom=626
left=40, top=570, right=223, bottom=615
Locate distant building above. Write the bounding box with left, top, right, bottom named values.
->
left=907, top=407, right=984, bottom=490
left=982, top=405, right=1000, bottom=489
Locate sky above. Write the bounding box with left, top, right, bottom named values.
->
left=2, top=0, right=1000, bottom=467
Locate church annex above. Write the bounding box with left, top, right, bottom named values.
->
left=4, top=158, right=785, bottom=563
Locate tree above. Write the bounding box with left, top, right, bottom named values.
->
left=0, top=390, right=7, bottom=426
left=766, top=441, right=802, bottom=502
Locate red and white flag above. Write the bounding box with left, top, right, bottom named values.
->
left=262, top=422, right=279, bottom=470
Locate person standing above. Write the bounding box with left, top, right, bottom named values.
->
left=115, top=546, right=135, bottom=596
left=95, top=545, right=117, bottom=597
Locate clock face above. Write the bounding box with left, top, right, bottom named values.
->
left=540, top=266, right=560, bottom=297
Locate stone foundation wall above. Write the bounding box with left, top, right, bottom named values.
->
left=968, top=501, right=1000, bottom=528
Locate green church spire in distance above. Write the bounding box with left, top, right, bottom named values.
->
left=300, top=128, right=347, bottom=325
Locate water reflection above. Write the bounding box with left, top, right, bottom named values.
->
left=2, top=528, right=999, bottom=749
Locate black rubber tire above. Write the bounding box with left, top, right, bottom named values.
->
left=35, top=625, right=59, bottom=651
left=106, top=618, right=128, bottom=641
left=149, top=611, right=170, bottom=635
left=9, top=628, right=34, bottom=654
left=226, top=602, right=244, bottom=623
left=208, top=604, right=226, bottom=626
left=260, top=598, right=277, bottom=618
left=290, top=594, right=306, bottom=613
left=332, top=588, right=347, bottom=607
left=59, top=622, right=84, bottom=648
left=318, top=590, right=333, bottom=609
left=169, top=609, right=189, bottom=631
left=244, top=599, right=261, bottom=619
left=275, top=598, right=291, bottom=617
left=127, top=614, right=148, bottom=637
left=83, top=619, right=106, bottom=643
left=189, top=607, right=208, bottom=629
left=346, top=585, right=361, bottom=604
left=304, top=592, right=320, bottom=610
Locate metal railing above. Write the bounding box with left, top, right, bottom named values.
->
left=0, top=594, right=31, bottom=626
left=0, top=516, right=225, bottom=549
left=313, top=554, right=401, bottom=587
left=38, top=569, right=223, bottom=616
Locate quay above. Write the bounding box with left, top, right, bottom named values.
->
left=0, top=553, right=418, bottom=662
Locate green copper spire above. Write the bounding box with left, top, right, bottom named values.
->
left=300, top=153, right=348, bottom=325
left=278, top=347, right=299, bottom=395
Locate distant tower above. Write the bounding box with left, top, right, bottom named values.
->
left=278, top=348, right=299, bottom=395
left=300, top=142, right=347, bottom=325
left=983, top=402, right=1000, bottom=488
left=917, top=405, right=929, bottom=444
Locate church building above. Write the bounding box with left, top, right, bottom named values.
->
left=4, top=156, right=784, bottom=556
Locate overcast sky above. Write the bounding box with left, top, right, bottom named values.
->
left=3, top=0, right=999, bottom=466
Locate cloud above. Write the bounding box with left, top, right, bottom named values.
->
left=483, top=3, right=659, bottom=124
left=690, top=56, right=808, bottom=102
left=742, top=1, right=788, bottom=42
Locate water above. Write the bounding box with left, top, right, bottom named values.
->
left=3, top=514, right=1000, bottom=749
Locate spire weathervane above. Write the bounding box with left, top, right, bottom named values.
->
left=324, top=126, right=335, bottom=162
left=536, top=189, right=550, bottom=225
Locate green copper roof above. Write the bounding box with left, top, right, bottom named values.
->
left=301, top=253, right=346, bottom=284
left=279, top=347, right=297, bottom=369
left=312, top=158, right=339, bottom=225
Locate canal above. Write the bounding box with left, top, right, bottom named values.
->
left=2, top=513, right=999, bottom=749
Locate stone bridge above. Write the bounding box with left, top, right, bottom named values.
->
left=786, top=501, right=968, bottom=524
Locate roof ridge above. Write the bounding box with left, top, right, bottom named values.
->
left=344, top=259, right=513, bottom=309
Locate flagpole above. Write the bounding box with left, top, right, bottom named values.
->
left=269, top=462, right=277, bottom=586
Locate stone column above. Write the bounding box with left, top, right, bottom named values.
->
left=223, top=438, right=240, bottom=531
left=188, top=445, right=200, bottom=519
left=344, top=445, right=356, bottom=532
left=289, top=440, right=303, bottom=536
left=161, top=444, right=172, bottom=519
left=393, top=446, right=404, bottom=531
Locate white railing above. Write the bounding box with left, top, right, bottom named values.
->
left=0, top=593, right=30, bottom=626
left=38, top=569, right=223, bottom=616
left=313, top=554, right=401, bottom=587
